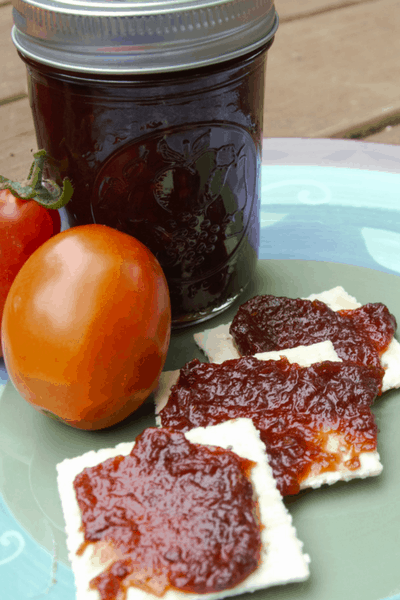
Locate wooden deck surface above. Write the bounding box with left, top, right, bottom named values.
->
left=1, top=0, right=400, bottom=179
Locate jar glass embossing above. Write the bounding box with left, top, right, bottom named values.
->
left=11, top=0, right=278, bottom=327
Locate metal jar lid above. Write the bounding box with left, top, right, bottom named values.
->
left=11, top=0, right=278, bottom=74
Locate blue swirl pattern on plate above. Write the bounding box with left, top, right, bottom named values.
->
left=0, top=497, right=75, bottom=599
left=260, top=165, right=400, bottom=275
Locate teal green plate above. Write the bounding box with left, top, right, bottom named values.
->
left=3, top=144, right=400, bottom=600
left=2, top=259, right=400, bottom=600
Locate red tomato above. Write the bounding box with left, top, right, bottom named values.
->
left=0, top=189, right=61, bottom=356
left=2, top=224, right=171, bottom=430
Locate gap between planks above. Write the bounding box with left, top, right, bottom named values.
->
left=331, top=110, right=400, bottom=140
left=0, top=93, right=28, bottom=107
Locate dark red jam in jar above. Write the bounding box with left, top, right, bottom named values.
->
left=11, top=0, right=278, bottom=327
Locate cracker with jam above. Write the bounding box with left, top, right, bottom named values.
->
left=56, top=419, right=310, bottom=600
left=194, top=286, right=400, bottom=393
left=155, top=286, right=399, bottom=494
left=154, top=342, right=383, bottom=496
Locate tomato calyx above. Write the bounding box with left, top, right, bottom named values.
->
left=0, top=150, right=73, bottom=210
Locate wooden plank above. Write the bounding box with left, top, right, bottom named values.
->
left=264, top=0, right=400, bottom=138
left=277, top=0, right=376, bottom=22
left=0, top=97, right=38, bottom=180
left=0, top=4, right=28, bottom=101
left=3, top=0, right=400, bottom=145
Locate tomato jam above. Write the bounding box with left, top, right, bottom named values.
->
left=158, top=358, right=384, bottom=496
left=230, top=295, right=396, bottom=370
left=73, top=428, right=261, bottom=599
left=22, top=41, right=274, bottom=328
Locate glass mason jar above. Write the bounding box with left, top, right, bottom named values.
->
left=11, top=0, right=278, bottom=327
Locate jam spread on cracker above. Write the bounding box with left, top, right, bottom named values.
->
left=159, top=358, right=384, bottom=496
left=229, top=296, right=396, bottom=368
left=73, top=428, right=261, bottom=599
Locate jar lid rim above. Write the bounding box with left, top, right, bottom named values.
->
left=12, top=0, right=278, bottom=73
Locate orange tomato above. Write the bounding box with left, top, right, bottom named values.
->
left=2, top=224, right=171, bottom=430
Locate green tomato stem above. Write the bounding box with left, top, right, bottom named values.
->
left=0, top=150, right=73, bottom=209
